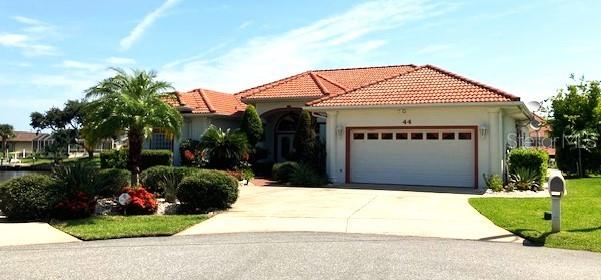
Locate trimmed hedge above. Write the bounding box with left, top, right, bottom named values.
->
left=96, top=168, right=131, bottom=197
left=176, top=170, right=238, bottom=212
left=508, top=148, right=549, bottom=184
left=100, top=149, right=173, bottom=170
left=140, top=165, right=200, bottom=194
left=289, top=164, right=329, bottom=187
left=272, top=161, right=299, bottom=183
left=0, top=175, right=59, bottom=221
left=140, top=150, right=173, bottom=170
left=100, top=149, right=127, bottom=169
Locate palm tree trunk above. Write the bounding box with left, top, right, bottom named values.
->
left=128, top=128, right=144, bottom=186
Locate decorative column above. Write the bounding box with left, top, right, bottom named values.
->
left=326, top=111, right=338, bottom=183
left=488, top=108, right=501, bottom=176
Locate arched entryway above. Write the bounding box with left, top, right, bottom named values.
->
left=260, top=108, right=302, bottom=162
left=274, top=113, right=299, bottom=162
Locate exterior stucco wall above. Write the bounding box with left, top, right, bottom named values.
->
left=319, top=106, right=522, bottom=189
left=9, top=142, right=33, bottom=154
left=173, top=115, right=240, bottom=165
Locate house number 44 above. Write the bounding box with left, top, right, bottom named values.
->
left=402, top=119, right=412, bottom=124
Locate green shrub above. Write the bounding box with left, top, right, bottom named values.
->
left=242, top=168, right=255, bottom=181
left=96, top=168, right=131, bottom=197
left=0, top=175, right=59, bottom=221
left=240, top=105, right=264, bottom=146
left=272, top=161, right=299, bottom=183
left=289, top=164, right=329, bottom=187
left=176, top=170, right=238, bottom=212
left=100, top=149, right=173, bottom=170
left=52, top=161, right=98, bottom=195
left=140, top=166, right=200, bottom=195
left=140, top=150, right=173, bottom=170
left=100, top=149, right=127, bottom=169
left=509, top=167, right=542, bottom=191
left=252, top=160, right=274, bottom=177
left=508, top=148, right=549, bottom=184
left=483, top=174, right=504, bottom=192
left=179, top=139, right=201, bottom=166
left=201, top=125, right=249, bottom=169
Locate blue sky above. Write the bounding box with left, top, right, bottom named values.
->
left=0, top=0, right=600, bottom=130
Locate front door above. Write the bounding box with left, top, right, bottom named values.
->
left=276, top=134, right=294, bottom=162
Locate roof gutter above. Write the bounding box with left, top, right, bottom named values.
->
left=304, top=101, right=533, bottom=119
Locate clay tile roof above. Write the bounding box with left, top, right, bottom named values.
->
left=307, top=65, right=520, bottom=107
left=236, top=64, right=417, bottom=101
left=171, top=88, right=246, bottom=117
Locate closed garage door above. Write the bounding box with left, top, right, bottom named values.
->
left=348, top=127, right=476, bottom=188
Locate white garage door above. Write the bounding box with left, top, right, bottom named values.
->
left=349, top=128, right=475, bottom=188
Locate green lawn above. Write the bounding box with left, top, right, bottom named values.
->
left=470, top=178, right=601, bottom=252
left=51, top=215, right=207, bottom=241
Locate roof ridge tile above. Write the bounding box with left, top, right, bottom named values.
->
left=307, top=65, right=427, bottom=106
left=309, top=72, right=329, bottom=95
left=312, top=72, right=348, bottom=92
left=197, top=88, right=216, bottom=113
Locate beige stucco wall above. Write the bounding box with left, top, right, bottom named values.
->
left=174, top=115, right=241, bottom=165
left=9, top=142, right=33, bottom=155
left=317, top=105, right=523, bottom=189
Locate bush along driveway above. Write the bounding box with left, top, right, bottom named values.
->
left=470, top=177, right=601, bottom=252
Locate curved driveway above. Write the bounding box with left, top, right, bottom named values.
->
left=179, top=185, right=521, bottom=242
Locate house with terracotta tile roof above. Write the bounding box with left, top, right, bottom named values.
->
left=154, top=88, right=246, bottom=153
left=170, top=64, right=533, bottom=189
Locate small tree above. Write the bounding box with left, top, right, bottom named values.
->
left=293, top=110, right=317, bottom=163
left=550, top=76, right=601, bottom=176
left=30, top=100, right=86, bottom=163
left=0, top=124, right=15, bottom=163
left=240, top=105, right=263, bottom=147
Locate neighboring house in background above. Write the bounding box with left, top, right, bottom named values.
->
left=156, top=88, right=246, bottom=163
left=169, top=64, right=533, bottom=189
left=4, top=131, right=53, bottom=157
left=527, top=114, right=555, bottom=157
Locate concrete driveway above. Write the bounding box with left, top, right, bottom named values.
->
left=0, top=222, right=80, bottom=247
left=179, top=185, right=521, bottom=243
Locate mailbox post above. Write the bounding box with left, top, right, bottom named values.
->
left=548, top=174, right=566, bottom=233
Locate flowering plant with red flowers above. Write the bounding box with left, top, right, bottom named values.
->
left=120, top=186, right=157, bottom=215
left=52, top=191, right=96, bottom=220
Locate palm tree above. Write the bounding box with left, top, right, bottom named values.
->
left=85, top=68, right=182, bottom=185
left=201, top=125, right=249, bottom=170
left=0, top=124, right=15, bottom=164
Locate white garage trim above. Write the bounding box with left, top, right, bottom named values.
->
left=345, top=126, right=479, bottom=189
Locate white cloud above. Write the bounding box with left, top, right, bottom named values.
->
left=239, top=20, right=253, bottom=29
left=105, top=56, right=136, bottom=65
left=57, top=60, right=104, bottom=72
left=12, top=16, right=55, bottom=33
left=160, top=0, right=454, bottom=92
left=417, top=44, right=450, bottom=54
left=0, top=16, right=59, bottom=56
left=0, top=33, right=28, bottom=46
left=0, top=32, right=57, bottom=56
left=119, top=0, right=182, bottom=50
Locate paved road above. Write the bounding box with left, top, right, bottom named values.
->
left=1, top=232, right=600, bottom=280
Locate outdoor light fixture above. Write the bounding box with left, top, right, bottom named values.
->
left=336, top=125, right=344, bottom=138
left=479, top=125, right=488, bottom=137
